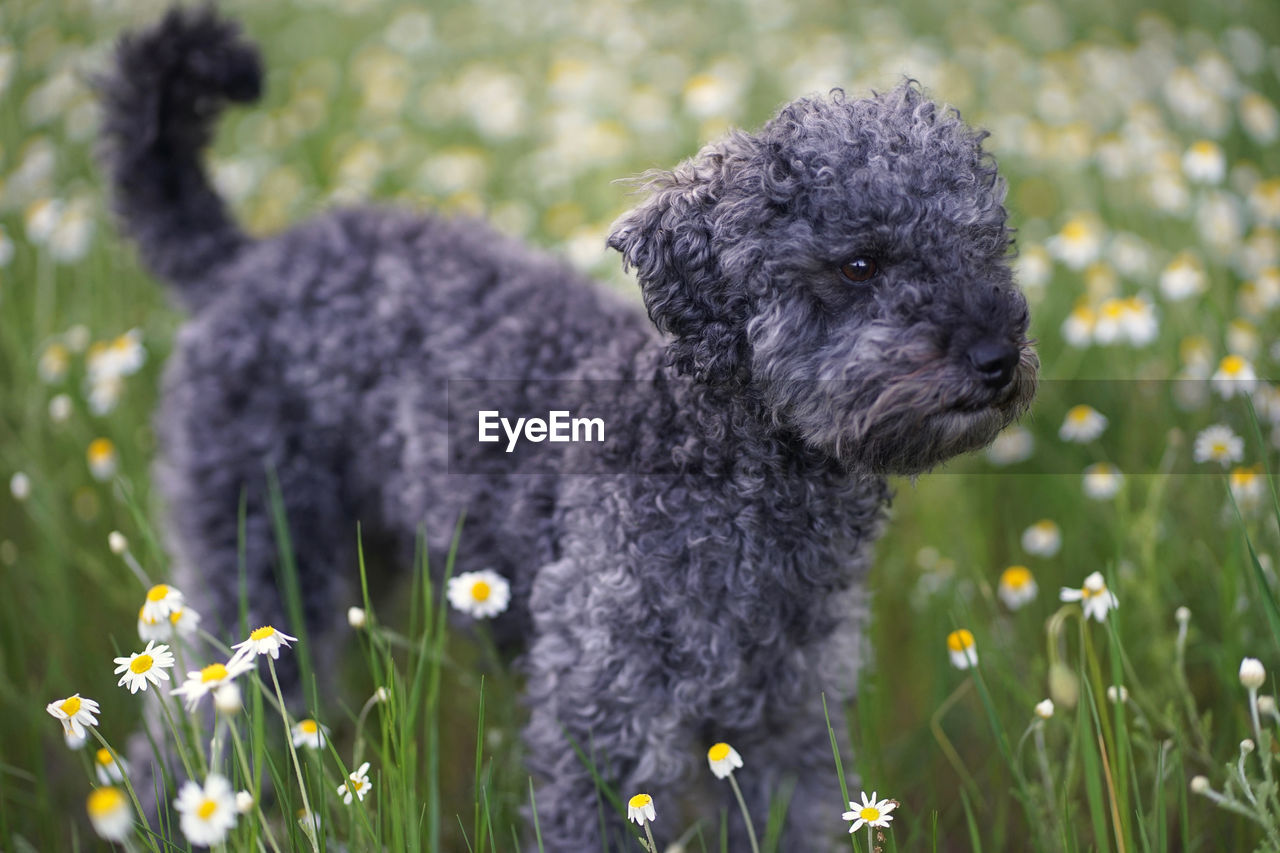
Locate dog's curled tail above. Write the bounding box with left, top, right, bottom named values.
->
left=98, top=7, right=261, bottom=311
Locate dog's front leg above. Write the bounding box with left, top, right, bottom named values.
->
left=522, top=559, right=694, bottom=852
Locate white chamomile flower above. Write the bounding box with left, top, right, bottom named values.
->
left=1061, top=304, right=1095, bottom=348
left=86, top=438, right=118, bottom=481
left=946, top=629, right=978, bottom=669
left=235, top=791, right=254, bottom=815
left=229, top=625, right=298, bottom=664
left=627, top=793, right=656, bottom=826
left=141, top=583, right=184, bottom=624
left=1211, top=355, right=1257, bottom=398
left=1014, top=244, right=1051, bottom=294
left=446, top=569, right=511, bottom=618
left=1020, top=520, right=1061, bottom=558
left=1241, top=658, right=1266, bottom=689
left=1059, top=405, right=1107, bottom=443
left=1060, top=571, right=1119, bottom=622
left=1034, top=699, right=1054, bottom=719
left=174, top=774, right=237, bottom=847
left=1106, top=685, right=1129, bottom=704
left=348, top=606, right=367, bottom=628
left=1240, top=93, right=1280, bottom=145
left=113, top=641, right=175, bottom=694
left=138, top=604, right=201, bottom=642
left=706, top=742, right=743, bottom=779
left=87, top=375, right=124, bottom=416
left=291, top=718, right=329, bottom=750
left=1119, top=297, right=1157, bottom=346
left=87, top=329, right=147, bottom=383
left=986, top=426, right=1034, bottom=465
left=1249, top=179, right=1280, bottom=226
left=998, top=566, right=1039, bottom=610
left=170, top=659, right=255, bottom=712
left=169, top=606, right=201, bottom=638
left=46, top=693, right=100, bottom=739
left=1082, top=463, right=1124, bottom=500
left=214, top=682, right=243, bottom=715
left=842, top=790, right=896, bottom=833
left=94, top=748, right=128, bottom=785
left=9, top=472, right=31, bottom=501
left=1230, top=466, right=1265, bottom=512
left=38, top=342, right=69, bottom=384
left=337, top=762, right=372, bottom=805
left=1182, top=140, right=1225, bottom=184
left=1159, top=252, right=1205, bottom=302
left=1193, top=424, right=1243, bottom=467
left=87, top=787, right=133, bottom=842
left=1047, top=215, right=1103, bottom=270
left=49, top=393, right=73, bottom=423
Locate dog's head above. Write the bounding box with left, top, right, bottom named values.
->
left=608, top=82, right=1037, bottom=474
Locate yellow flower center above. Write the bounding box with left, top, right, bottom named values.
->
left=860, top=806, right=881, bottom=822
left=146, top=584, right=169, bottom=602
left=1001, top=566, right=1032, bottom=590
left=1060, top=220, right=1088, bottom=242
left=1220, top=355, right=1246, bottom=376
left=249, top=626, right=276, bottom=641
left=200, top=664, right=229, bottom=683
left=1232, top=468, right=1260, bottom=488
left=350, top=778, right=363, bottom=791
left=708, top=742, right=731, bottom=762
left=1033, top=521, right=1057, bottom=535
left=1100, top=300, right=1124, bottom=320
left=169, top=610, right=183, bottom=625
left=197, top=798, right=218, bottom=820
left=96, top=748, right=113, bottom=766
left=946, top=629, right=975, bottom=652
left=1067, top=405, right=1093, bottom=423
left=60, top=695, right=82, bottom=716
left=1190, top=140, right=1218, bottom=158
left=87, top=787, right=125, bottom=817
left=87, top=438, right=115, bottom=463
left=130, top=654, right=153, bottom=674
left=1211, top=441, right=1228, bottom=457
left=628, top=793, right=651, bottom=809
left=300, top=719, right=319, bottom=734
left=1081, top=584, right=1106, bottom=600
left=471, top=580, right=491, bottom=602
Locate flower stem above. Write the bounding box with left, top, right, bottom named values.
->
left=726, top=772, right=761, bottom=853
left=88, top=730, right=152, bottom=840
left=267, top=658, right=318, bottom=853
left=1250, top=686, right=1263, bottom=744
left=226, top=722, right=285, bottom=853
left=643, top=821, right=657, bottom=853
left=352, top=690, right=382, bottom=768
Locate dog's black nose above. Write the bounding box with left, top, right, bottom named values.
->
left=967, top=340, right=1019, bottom=389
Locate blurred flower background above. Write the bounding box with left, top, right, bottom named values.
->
left=1, top=0, right=1279, bottom=848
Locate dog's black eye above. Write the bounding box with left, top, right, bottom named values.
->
left=839, top=258, right=878, bottom=283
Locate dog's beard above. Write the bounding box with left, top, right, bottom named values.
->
left=762, top=345, right=1038, bottom=475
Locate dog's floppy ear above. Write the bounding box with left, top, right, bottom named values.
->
left=608, top=146, right=749, bottom=384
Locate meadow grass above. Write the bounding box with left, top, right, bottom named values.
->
left=3, top=0, right=1280, bottom=848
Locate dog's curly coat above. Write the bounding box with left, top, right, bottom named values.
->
left=100, top=8, right=1036, bottom=849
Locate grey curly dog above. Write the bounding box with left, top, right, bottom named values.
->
left=100, top=7, right=1036, bottom=850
